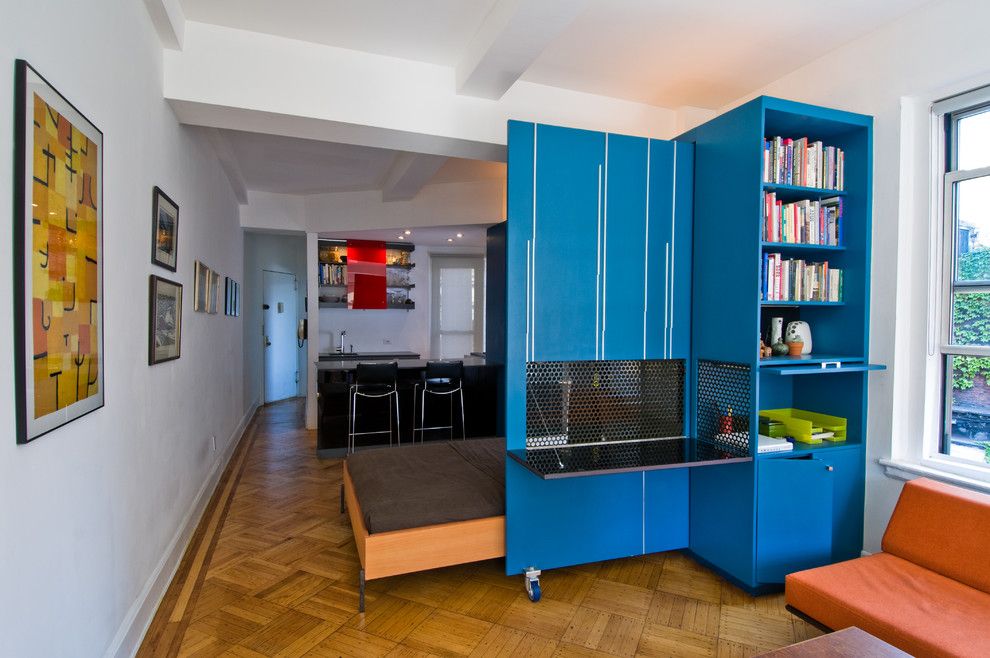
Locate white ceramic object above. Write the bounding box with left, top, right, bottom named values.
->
left=770, top=317, right=784, bottom=345
left=785, top=320, right=813, bottom=354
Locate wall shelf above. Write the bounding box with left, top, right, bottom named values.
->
left=760, top=300, right=846, bottom=307
left=758, top=354, right=864, bottom=367
left=761, top=241, right=845, bottom=252
left=762, top=183, right=847, bottom=201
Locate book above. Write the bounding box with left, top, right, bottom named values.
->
left=763, top=135, right=844, bottom=190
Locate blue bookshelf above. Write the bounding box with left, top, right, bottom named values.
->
left=679, top=96, right=882, bottom=591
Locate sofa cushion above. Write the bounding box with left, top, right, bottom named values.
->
left=787, top=552, right=990, bottom=658
left=882, top=477, right=990, bottom=594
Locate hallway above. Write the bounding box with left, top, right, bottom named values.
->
left=139, top=399, right=820, bottom=657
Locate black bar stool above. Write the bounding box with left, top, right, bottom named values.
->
left=413, top=360, right=465, bottom=442
left=348, top=362, right=400, bottom=453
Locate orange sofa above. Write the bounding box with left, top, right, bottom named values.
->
left=786, top=477, right=990, bottom=658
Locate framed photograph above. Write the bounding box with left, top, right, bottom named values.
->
left=208, top=269, right=221, bottom=314
left=194, top=260, right=210, bottom=312
left=151, top=186, right=178, bottom=271
left=224, top=277, right=234, bottom=316
left=234, top=281, right=241, bottom=317
left=149, top=275, right=182, bottom=364
left=14, top=60, right=104, bottom=444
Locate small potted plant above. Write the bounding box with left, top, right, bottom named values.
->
left=786, top=340, right=804, bottom=356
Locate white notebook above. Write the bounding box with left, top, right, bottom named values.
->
left=758, top=434, right=793, bottom=453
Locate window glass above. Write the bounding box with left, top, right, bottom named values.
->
left=957, top=109, right=990, bottom=171
left=953, top=175, right=990, bottom=281
left=944, top=355, right=990, bottom=465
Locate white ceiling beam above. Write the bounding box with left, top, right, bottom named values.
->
left=456, top=0, right=589, bottom=100
left=200, top=128, right=249, bottom=204
left=142, top=0, right=186, bottom=50
left=380, top=153, right=448, bottom=202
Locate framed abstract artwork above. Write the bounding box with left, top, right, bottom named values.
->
left=149, top=275, right=182, bottom=365
left=194, top=260, right=210, bottom=312
left=151, top=186, right=178, bottom=271
left=224, top=276, right=233, bottom=316
left=14, top=60, right=104, bottom=444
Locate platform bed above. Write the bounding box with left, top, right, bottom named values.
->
left=340, top=438, right=506, bottom=611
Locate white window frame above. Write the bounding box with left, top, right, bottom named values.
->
left=918, top=86, right=990, bottom=481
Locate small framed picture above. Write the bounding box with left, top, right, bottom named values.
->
left=208, top=269, right=221, bottom=314
left=149, top=275, right=182, bottom=364
left=194, top=260, right=210, bottom=312
left=151, top=187, right=179, bottom=271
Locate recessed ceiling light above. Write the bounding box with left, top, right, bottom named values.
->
left=456, top=233, right=463, bottom=238
left=31, top=203, right=38, bottom=208
left=398, top=235, right=405, bottom=240
left=49, top=211, right=55, bottom=215
left=404, top=230, right=411, bottom=235
left=447, top=238, right=453, bottom=243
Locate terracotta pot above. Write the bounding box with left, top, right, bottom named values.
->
left=787, top=341, right=804, bottom=356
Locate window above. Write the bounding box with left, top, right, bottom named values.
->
left=936, top=87, right=990, bottom=467
left=430, top=255, right=485, bottom=359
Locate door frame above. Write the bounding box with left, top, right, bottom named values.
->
left=430, top=254, right=485, bottom=359
left=261, top=269, right=298, bottom=404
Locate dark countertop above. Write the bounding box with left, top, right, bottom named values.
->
left=319, top=351, right=421, bottom=361
left=316, top=355, right=488, bottom=371
left=508, top=437, right=751, bottom=479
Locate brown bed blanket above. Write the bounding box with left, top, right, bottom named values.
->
left=345, top=438, right=505, bottom=534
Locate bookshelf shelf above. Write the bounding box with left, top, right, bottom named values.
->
left=760, top=300, right=845, bottom=307
left=758, top=354, right=864, bottom=367
left=757, top=440, right=862, bottom=459
left=760, top=241, right=845, bottom=252
left=762, top=183, right=847, bottom=201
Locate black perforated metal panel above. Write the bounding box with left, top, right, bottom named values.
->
left=696, top=359, right=751, bottom=456
left=525, top=359, right=684, bottom=447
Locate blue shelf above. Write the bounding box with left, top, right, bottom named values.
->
left=758, top=354, right=864, bottom=367
left=762, top=183, right=847, bottom=202
left=761, top=241, right=845, bottom=252
left=760, top=300, right=845, bottom=307
left=757, top=440, right=862, bottom=459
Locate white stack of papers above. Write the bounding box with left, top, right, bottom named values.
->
left=758, top=434, right=794, bottom=453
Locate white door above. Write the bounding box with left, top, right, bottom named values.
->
left=431, top=256, right=485, bottom=359
left=263, top=270, right=298, bottom=403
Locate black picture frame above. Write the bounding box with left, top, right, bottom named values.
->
left=149, top=275, right=182, bottom=365
left=14, top=59, right=105, bottom=444
left=151, top=186, right=179, bottom=271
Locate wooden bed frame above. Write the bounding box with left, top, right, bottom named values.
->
left=341, top=461, right=506, bottom=611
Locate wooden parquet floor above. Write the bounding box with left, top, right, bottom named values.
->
left=139, top=398, right=822, bottom=658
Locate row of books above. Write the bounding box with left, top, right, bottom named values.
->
left=318, top=263, right=346, bottom=286
left=763, top=136, right=845, bottom=191
left=764, top=192, right=844, bottom=246
left=762, top=254, right=843, bottom=302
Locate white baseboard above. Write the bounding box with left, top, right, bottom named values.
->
left=104, top=398, right=261, bottom=658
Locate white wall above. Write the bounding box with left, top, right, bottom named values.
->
left=243, top=232, right=308, bottom=408
left=0, top=2, right=247, bottom=657
left=724, top=0, right=990, bottom=551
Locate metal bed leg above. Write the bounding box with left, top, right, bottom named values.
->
left=358, top=569, right=366, bottom=612
left=339, top=483, right=345, bottom=514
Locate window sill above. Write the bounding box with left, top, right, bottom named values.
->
left=879, top=457, right=990, bottom=494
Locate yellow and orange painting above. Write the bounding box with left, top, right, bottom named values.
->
left=31, top=92, right=100, bottom=418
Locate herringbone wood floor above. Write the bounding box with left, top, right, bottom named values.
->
left=139, top=399, right=822, bottom=657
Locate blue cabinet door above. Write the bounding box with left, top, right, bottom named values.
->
left=602, top=134, right=648, bottom=360
left=822, top=447, right=865, bottom=562
left=505, top=458, right=643, bottom=575
left=756, top=458, right=833, bottom=583
left=532, top=125, right=605, bottom=361
left=644, top=468, right=689, bottom=554
left=645, top=141, right=694, bottom=361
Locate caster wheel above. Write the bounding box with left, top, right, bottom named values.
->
left=526, top=578, right=541, bottom=602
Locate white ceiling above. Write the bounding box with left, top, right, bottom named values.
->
left=216, top=129, right=503, bottom=195
left=321, top=223, right=493, bottom=248
left=180, top=0, right=499, bottom=64
left=180, top=0, right=930, bottom=108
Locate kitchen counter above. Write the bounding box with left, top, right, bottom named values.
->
left=318, top=351, right=420, bottom=361
left=316, top=355, right=487, bottom=371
